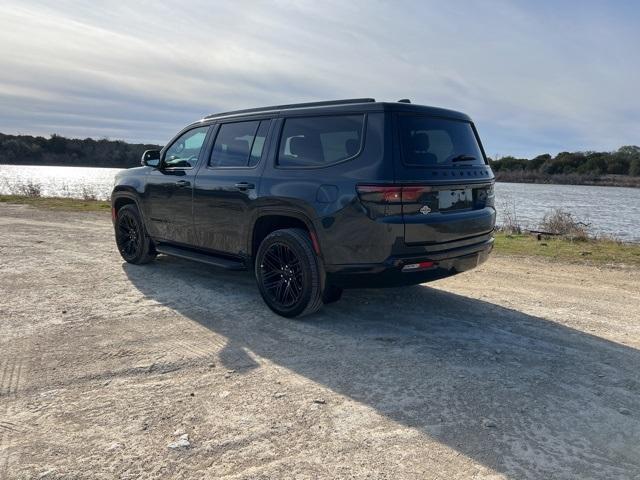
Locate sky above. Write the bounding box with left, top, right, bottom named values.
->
left=0, top=0, right=638, bottom=158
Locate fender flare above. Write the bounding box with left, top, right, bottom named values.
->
left=249, top=207, right=322, bottom=257
left=111, top=189, right=145, bottom=223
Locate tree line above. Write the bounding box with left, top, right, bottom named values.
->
left=1, top=133, right=639, bottom=186
left=490, top=146, right=640, bottom=186
left=0, top=133, right=161, bottom=168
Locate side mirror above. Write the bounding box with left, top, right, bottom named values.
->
left=141, top=149, right=161, bottom=167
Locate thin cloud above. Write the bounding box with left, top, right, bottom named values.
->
left=0, top=0, right=637, bottom=156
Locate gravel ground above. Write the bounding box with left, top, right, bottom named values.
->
left=0, top=203, right=639, bottom=480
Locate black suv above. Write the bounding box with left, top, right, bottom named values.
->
left=112, top=98, right=495, bottom=317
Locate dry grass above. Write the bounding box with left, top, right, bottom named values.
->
left=2, top=194, right=637, bottom=266
left=13, top=180, right=42, bottom=197
left=494, top=232, right=640, bottom=267
left=497, top=196, right=522, bottom=234
left=1, top=178, right=103, bottom=201
left=0, top=195, right=110, bottom=212
left=540, top=209, right=590, bottom=240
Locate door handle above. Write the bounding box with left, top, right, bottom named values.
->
left=234, top=182, right=255, bottom=190
left=175, top=180, right=191, bottom=187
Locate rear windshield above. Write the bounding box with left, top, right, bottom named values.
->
left=398, top=115, right=485, bottom=166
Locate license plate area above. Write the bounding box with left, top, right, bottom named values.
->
left=438, top=188, right=473, bottom=211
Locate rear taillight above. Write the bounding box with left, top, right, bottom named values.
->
left=486, top=184, right=495, bottom=207
left=356, top=185, right=402, bottom=203
left=401, top=186, right=431, bottom=203
left=356, top=185, right=431, bottom=204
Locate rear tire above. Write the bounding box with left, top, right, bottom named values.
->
left=255, top=228, right=324, bottom=318
left=114, top=204, right=156, bottom=265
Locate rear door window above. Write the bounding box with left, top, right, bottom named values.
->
left=278, top=115, right=364, bottom=167
left=210, top=120, right=270, bottom=168
left=398, top=115, right=485, bottom=166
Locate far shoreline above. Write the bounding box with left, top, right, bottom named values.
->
left=495, top=175, right=640, bottom=189
left=2, top=162, right=639, bottom=189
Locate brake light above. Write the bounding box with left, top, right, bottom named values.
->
left=356, top=185, right=402, bottom=203
left=356, top=185, right=431, bottom=203
left=401, top=186, right=430, bottom=202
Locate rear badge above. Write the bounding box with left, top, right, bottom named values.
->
left=420, top=205, right=431, bottom=215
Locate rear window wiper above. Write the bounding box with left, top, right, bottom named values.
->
left=450, top=154, right=476, bottom=162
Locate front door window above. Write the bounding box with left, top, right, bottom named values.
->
left=164, top=127, right=209, bottom=169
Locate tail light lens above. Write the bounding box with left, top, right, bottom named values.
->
left=486, top=184, right=495, bottom=207
left=401, top=186, right=430, bottom=203
left=356, top=185, right=402, bottom=203
left=356, top=185, right=432, bottom=204
left=475, top=184, right=495, bottom=208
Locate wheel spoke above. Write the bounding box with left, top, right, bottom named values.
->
left=285, top=247, right=295, bottom=265
left=272, top=244, right=280, bottom=259
left=263, top=278, right=283, bottom=289
left=274, top=279, right=285, bottom=302
left=283, top=282, right=293, bottom=302
left=262, top=255, right=281, bottom=272
left=287, top=258, right=300, bottom=269
left=278, top=244, right=287, bottom=264
left=260, top=241, right=306, bottom=308
left=290, top=278, right=302, bottom=295
left=262, top=269, right=281, bottom=280
left=122, top=239, right=133, bottom=255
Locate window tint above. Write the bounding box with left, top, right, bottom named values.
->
left=399, top=116, right=485, bottom=166
left=164, top=126, right=209, bottom=168
left=278, top=115, right=364, bottom=167
left=210, top=120, right=269, bottom=168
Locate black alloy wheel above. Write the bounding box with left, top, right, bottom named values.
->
left=260, top=243, right=304, bottom=308
left=114, top=204, right=156, bottom=264
left=255, top=228, right=324, bottom=318
left=117, top=211, right=141, bottom=259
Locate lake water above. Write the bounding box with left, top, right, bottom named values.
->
left=1, top=164, right=639, bottom=242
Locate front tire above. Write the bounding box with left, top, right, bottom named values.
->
left=255, top=228, right=324, bottom=318
left=114, top=204, right=156, bottom=265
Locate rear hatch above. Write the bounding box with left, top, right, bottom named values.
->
left=394, top=113, right=495, bottom=245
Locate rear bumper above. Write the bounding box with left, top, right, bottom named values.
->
left=325, top=236, right=493, bottom=288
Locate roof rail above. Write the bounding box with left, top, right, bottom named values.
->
left=204, top=98, right=376, bottom=119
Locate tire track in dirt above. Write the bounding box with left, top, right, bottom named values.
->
left=157, top=331, right=263, bottom=372
left=0, top=355, right=23, bottom=477
left=170, top=338, right=213, bottom=360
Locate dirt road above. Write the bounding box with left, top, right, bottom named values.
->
left=1, top=203, right=639, bottom=479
